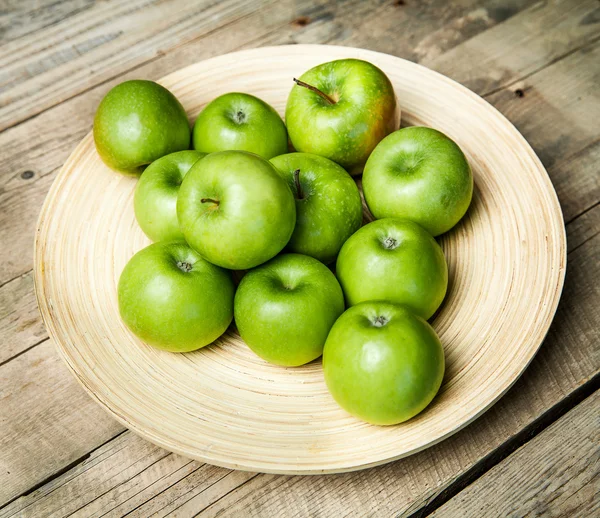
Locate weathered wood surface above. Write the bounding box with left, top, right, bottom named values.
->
left=430, top=390, right=600, bottom=518
left=0, top=0, right=598, bottom=515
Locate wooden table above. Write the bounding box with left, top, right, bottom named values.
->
left=1, top=1, right=598, bottom=516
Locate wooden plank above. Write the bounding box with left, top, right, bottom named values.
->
left=3, top=222, right=598, bottom=517
left=550, top=139, right=600, bottom=223
left=0, top=271, right=47, bottom=365
left=484, top=41, right=600, bottom=222
left=0, top=0, right=597, bottom=509
left=425, top=0, right=600, bottom=94
left=0, top=340, right=124, bottom=507
left=0, top=0, right=97, bottom=45
left=567, top=202, right=600, bottom=254
left=258, top=0, right=536, bottom=56
left=430, top=390, right=600, bottom=517
left=0, top=0, right=415, bottom=131
left=0, top=0, right=277, bottom=131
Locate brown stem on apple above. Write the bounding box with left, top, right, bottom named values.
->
left=293, top=169, right=304, bottom=200
left=373, top=315, right=389, bottom=327
left=201, top=198, right=220, bottom=205
left=177, top=261, right=193, bottom=273
left=383, top=237, right=398, bottom=250
left=293, top=78, right=336, bottom=105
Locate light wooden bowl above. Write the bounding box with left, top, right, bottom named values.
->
left=34, top=45, right=566, bottom=474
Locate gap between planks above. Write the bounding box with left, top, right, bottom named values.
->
left=411, top=371, right=600, bottom=517
left=0, top=0, right=596, bottom=512
left=427, top=387, right=600, bottom=517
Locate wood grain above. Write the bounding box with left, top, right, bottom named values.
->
left=0, top=0, right=276, bottom=131
left=0, top=272, right=46, bottom=365
left=485, top=41, right=600, bottom=216
left=430, top=390, right=600, bottom=517
left=0, top=340, right=124, bottom=505
left=0, top=0, right=421, bottom=131
left=425, top=0, right=600, bottom=94
left=0, top=0, right=598, bottom=512
left=0, top=0, right=96, bottom=44
left=567, top=203, right=600, bottom=254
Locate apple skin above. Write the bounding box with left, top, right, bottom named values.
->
left=134, top=150, right=206, bottom=242
left=363, top=126, right=473, bottom=236
left=177, top=151, right=296, bottom=270
left=285, top=59, right=399, bottom=174
left=118, top=241, right=234, bottom=352
left=336, top=218, right=447, bottom=320
left=323, top=301, right=445, bottom=425
left=234, top=253, right=345, bottom=366
left=193, top=92, right=288, bottom=160
left=269, top=152, right=363, bottom=264
left=93, top=80, right=191, bottom=175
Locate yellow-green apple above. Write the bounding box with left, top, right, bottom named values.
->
left=234, top=253, right=344, bottom=366
left=336, top=218, right=447, bottom=320
left=193, top=92, right=287, bottom=159
left=285, top=59, right=399, bottom=174
left=177, top=151, right=296, bottom=270
left=270, top=152, right=363, bottom=263
left=363, top=127, right=473, bottom=236
left=323, top=301, right=445, bottom=425
left=134, top=150, right=205, bottom=242
left=118, top=241, right=234, bottom=352
left=94, top=80, right=191, bottom=175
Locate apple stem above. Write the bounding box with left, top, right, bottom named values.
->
left=373, top=316, right=389, bottom=327
left=201, top=198, right=220, bottom=206
left=293, top=78, right=336, bottom=105
left=177, top=261, right=192, bottom=273
left=383, top=237, right=398, bottom=250
left=293, top=169, right=304, bottom=200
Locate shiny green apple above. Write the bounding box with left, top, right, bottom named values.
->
left=93, top=80, right=191, bottom=175
left=363, top=126, right=473, bottom=236
left=234, top=253, right=344, bottom=366
left=118, top=241, right=234, bottom=352
left=323, top=301, right=445, bottom=425
left=269, top=152, right=363, bottom=264
left=336, top=218, right=447, bottom=320
left=134, top=150, right=206, bottom=242
left=193, top=92, right=288, bottom=159
left=177, top=151, right=296, bottom=270
left=285, top=59, right=399, bottom=174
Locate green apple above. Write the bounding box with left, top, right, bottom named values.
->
left=323, top=301, right=445, bottom=425
left=234, top=253, right=344, bottom=366
left=134, top=150, right=206, bottom=242
left=285, top=59, right=399, bottom=174
left=193, top=92, right=288, bottom=159
left=177, top=151, right=296, bottom=270
left=336, top=218, right=447, bottom=320
left=363, top=126, right=473, bottom=236
left=118, top=241, right=234, bottom=352
left=269, top=152, right=363, bottom=264
left=93, top=80, right=191, bottom=175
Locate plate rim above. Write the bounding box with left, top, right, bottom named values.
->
left=34, top=44, right=567, bottom=474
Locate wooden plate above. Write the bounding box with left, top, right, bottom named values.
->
left=34, top=45, right=566, bottom=474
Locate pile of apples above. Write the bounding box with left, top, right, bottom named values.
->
left=94, top=59, right=473, bottom=426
